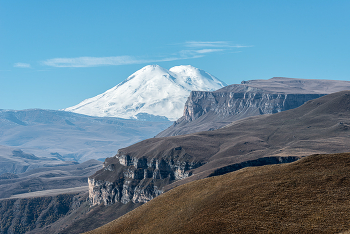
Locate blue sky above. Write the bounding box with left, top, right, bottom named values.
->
left=1, top=0, right=349, bottom=110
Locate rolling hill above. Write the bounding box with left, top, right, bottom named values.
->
left=86, top=152, right=350, bottom=234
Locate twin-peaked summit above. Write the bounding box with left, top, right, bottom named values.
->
left=64, top=65, right=226, bottom=121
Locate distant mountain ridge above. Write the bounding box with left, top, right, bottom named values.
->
left=0, top=109, right=171, bottom=163
left=64, top=65, right=226, bottom=121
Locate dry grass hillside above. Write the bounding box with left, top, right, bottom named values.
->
left=86, top=152, right=350, bottom=234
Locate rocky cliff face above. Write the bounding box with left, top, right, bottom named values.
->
left=157, top=84, right=325, bottom=137
left=88, top=152, right=300, bottom=207
left=88, top=151, right=205, bottom=206
left=183, top=88, right=324, bottom=122
left=89, top=137, right=304, bottom=207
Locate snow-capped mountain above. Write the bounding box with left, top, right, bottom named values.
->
left=64, top=65, right=226, bottom=121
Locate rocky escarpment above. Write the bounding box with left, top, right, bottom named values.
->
left=88, top=149, right=205, bottom=206
left=157, top=77, right=350, bottom=137
left=88, top=149, right=300, bottom=207
left=183, top=88, right=324, bottom=121
left=157, top=85, right=325, bottom=137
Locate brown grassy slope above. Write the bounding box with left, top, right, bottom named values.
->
left=86, top=153, right=350, bottom=234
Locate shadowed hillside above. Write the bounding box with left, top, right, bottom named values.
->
left=96, top=90, right=350, bottom=196
left=86, top=152, right=350, bottom=234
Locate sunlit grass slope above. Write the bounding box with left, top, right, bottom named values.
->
left=86, top=152, right=350, bottom=234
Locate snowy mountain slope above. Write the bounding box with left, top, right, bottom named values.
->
left=64, top=65, right=226, bottom=121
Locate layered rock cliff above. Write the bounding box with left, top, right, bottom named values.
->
left=184, top=90, right=321, bottom=121
left=88, top=150, right=205, bottom=206
left=88, top=150, right=300, bottom=206
left=157, top=86, right=325, bottom=137
left=157, top=77, right=350, bottom=137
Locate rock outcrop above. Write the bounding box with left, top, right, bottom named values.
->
left=157, top=88, right=324, bottom=137
left=157, top=77, right=350, bottom=137
left=88, top=151, right=204, bottom=206
left=183, top=90, right=322, bottom=121
left=88, top=150, right=300, bottom=206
